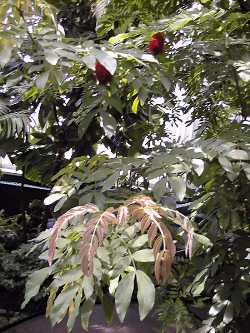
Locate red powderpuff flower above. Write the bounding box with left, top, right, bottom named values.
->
left=95, top=61, right=113, bottom=85
left=149, top=32, right=165, bottom=55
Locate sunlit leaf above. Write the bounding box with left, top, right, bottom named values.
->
left=94, top=49, right=117, bottom=75
left=132, top=96, right=139, bottom=114
left=136, top=270, right=155, bottom=320
left=22, top=267, right=52, bottom=309
left=80, top=296, right=95, bottom=330
left=115, top=271, right=135, bottom=322
left=50, top=285, right=79, bottom=326
left=225, top=149, right=249, bottom=160
left=44, top=50, right=59, bottom=65
left=83, top=275, right=94, bottom=299
left=132, top=234, right=148, bottom=248
left=36, top=71, right=50, bottom=89
left=169, top=177, right=186, bottom=201
left=44, top=193, right=66, bottom=206
left=132, top=249, right=155, bottom=262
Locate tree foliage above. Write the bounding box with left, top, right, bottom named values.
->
left=0, top=0, right=249, bottom=332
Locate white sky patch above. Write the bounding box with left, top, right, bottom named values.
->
left=63, top=97, right=70, bottom=106
left=188, top=2, right=203, bottom=10
left=151, top=96, right=165, bottom=105
left=173, top=84, right=186, bottom=101
left=96, top=144, right=116, bottom=158
left=58, top=116, right=65, bottom=126
left=23, top=55, right=34, bottom=63
left=30, top=103, right=41, bottom=128
left=151, top=85, right=198, bottom=145
left=173, top=38, right=192, bottom=49
left=0, top=155, right=22, bottom=174
left=168, top=108, right=197, bottom=144
left=64, top=148, right=73, bottom=160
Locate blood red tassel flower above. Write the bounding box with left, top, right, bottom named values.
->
left=148, top=32, right=165, bottom=56
left=95, top=61, right=113, bottom=85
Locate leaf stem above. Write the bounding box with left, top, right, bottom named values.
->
left=117, top=234, right=137, bottom=271
left=15, top=6, right=37, bottom=46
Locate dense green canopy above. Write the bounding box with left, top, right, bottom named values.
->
left=0, top=0, right=250, bottom=332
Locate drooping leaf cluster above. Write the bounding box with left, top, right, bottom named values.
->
left=22, top=195, right=207, bottom=330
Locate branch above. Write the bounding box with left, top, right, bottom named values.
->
left=15, top=6, right=37, bottom=46
left=232, top=65, right=247, bottom=119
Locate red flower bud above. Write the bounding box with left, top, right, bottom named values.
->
left=149, top=32, right=165, bottom=55
left=95, top=61, right=113, bottom=85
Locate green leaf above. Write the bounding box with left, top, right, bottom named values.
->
left=86, top=168, right=113, bottom=183
left=132, top=96, right=140, bottom=114
left=169, top=177, right=186, bottom=201
left=159, top=74, right=171, bottom=91
left=125, top=223, right=140, bottom=238
left=54, top=195, right=68, bottom=212
left=153, top=178, right=167, bottom=201
left=115, top=271, right=135, bottom=322
left=109, top=276, right=120, bottom=295
left=80, top=296, right=95, bottom=330
left=22, top=267, right=52, bottom=309
left=79, top=192, right=93, bottom=205
left=105, top=96, right=123, bottom=112
left=112, top=256, right=131, bottom=277
left=78, top=111, right=96, bottom=138
left=50, top=285, right=79, bottom=326
left=83, top=275, right=94, bottom=299
left=102, top=294, right=114, bottom=324
left=33, top=229, right=51, bottom=241
left=36, top=71, right=50, bottom=89
left=52, top=268, right=83, bottom=288
left=243, top=164, right=250, bottom=181
left=194, top=233, right=213, bottom=247
left=141, top=53, right=159, bottom=63
left=94, top=191, right=106, bottom=209
left=0, top=39, right=13, bottom=66
left=44, top=49, right=59, bottom=65
left=131, top=235, right=148, bottom=248
left=97, top=247, right=110, bottom=264
left=67, top=288, right=83, bottom=332
left=223, top=301, right=234, bottom=324
left=100, top=111, right=117, bottom=138
left=132, top=249, right=154, bottom=262
left=191, top=159, right=204, bottom=176
left=225, top=149, right=249, bottom=160
left=109, top=32, right=139, bottom=44
left=44, top=193, right=65, bottom=206
left=186, top=268, right=208, bottom=296
left=218, top=156, right=233, bottom=173
left=136, top=270, right=155, bottom=321
left=209, top=301, right=227, bottom=316
left=227, top=172, right=238, bottom=182
left=138, top=87, right=148, bottom=106
left=82, top=55, right=96, bottom=70
left=102, top=170, right=120, bottom=192
left=169, top=15, right=192, bottom=31
left=191, top=276, right=208, bottom=297
left=93, top=258, right=103, bottom=281
left=55, top=49, right=78, bottom=61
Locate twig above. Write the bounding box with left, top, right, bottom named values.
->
left=15, top=6, right=37, bottom=46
